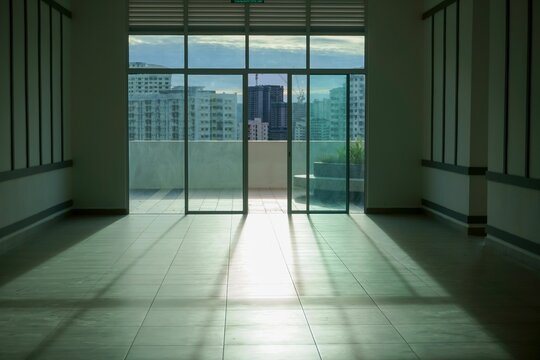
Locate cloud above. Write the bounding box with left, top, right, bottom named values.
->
left=249, top=36, right=306, bottom=51
left=130, top=35, right=364, bottom=56
left=310, top=36, right=365, bottom=55
left=129, top=35, right=183, bottom=45
left=189, top=35, right=245, bottom=47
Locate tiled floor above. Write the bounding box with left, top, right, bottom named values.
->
left=1, top=213, right=540, bottom=359
left=249, top=189, right=288, bottom=213
left=129, top=189, right=184, bottom=214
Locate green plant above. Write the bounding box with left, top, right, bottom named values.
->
left=319, top=154, right=340, bottom=163
left=317, top=140, right=364, bottom=164
left=350, top=140, right=364, bottom=164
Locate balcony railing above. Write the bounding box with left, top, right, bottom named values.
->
left=129, top=140, right=363, bottom=191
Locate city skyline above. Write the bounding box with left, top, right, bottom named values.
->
left=128, top=68, right=364, bottom=142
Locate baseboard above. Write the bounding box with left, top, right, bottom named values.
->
left=485, top=229, right=540, bottom=272
left=486, top=225, right=540, bottom=257
left=0, top=200, right=73, bottom=254
left=72, top=209, right=129, bottom=216
left=422, top=199, right=487, bottom=224
left=364, top=208, right=422, bottom=214
left=467, top=227, right=487, bottom=236
left=423, top=203, right=486, bottom=237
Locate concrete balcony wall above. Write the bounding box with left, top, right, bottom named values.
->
left=129, top=141, right=184, bottom=189
left=129, top=141, right=346, bottom=190
left=249, top=141, right=287, bottom=189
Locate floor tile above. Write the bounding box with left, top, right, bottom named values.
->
left=33, top=346, right=130, bottom=360
left=409, top=342, right=518, bottom=360
left=318, top=343, right=418, bottom=360
left=310, top=324, right=405, bottom=344
left=226, top=309, right=307, bottom=326
left=134, top=326, right=224, bottom=346
left=395, top=324, right=498, bottom=343
left=224, top=345, right=320, bottom=360
left=143, top=309, right=226, bottom=327
left=304, top=308, right=390, bottom=325
left=225, top=325, right=314, bottom=345
left=126, top=345, right=223, bottom=360
left=46, top=326, right=140, bottom=347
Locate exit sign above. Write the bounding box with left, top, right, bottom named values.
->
left=232, top=0, right=264, bottom=3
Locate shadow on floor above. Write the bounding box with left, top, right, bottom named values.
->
left=357, top=214, right=540, bottom=359
left=0, top=215, right=124, bottom=287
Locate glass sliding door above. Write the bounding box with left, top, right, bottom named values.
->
left=290, top=75, right=308, bottom=212
left=309, top=75, right=348, bottom=212
left=349, top=74, right=366, bottom=212
left=247, top=73, right=288, bottom=213
left=128, top=18, right=367, bottom=216
left=128, top=74, right=185, bottom=214
left=187, top=75, right=244, bottom=213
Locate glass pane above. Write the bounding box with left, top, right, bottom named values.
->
left=188, top=75, right=243, bottom=212
left=188, top=35, right=245, bottom=68
left=350, top=75, right=366, bottom=213
left=291, top=75, right=307, bottom=211
left=128, top=74, right=184, bottom=214
left=248, top=74, right=287, bottom=140
left=249, top=36, right=306, bottom=69
left=129, top=35, right=184, bottom=69
left=310, top=36, right=365, bottom=69
left=309, top=75, right=347, bottom=211
left=248, top=74, right=288, bottom=213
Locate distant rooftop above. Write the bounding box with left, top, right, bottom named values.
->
left=129, top=62, right=165, bottom=68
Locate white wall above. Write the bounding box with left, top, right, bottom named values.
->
left=365, top=0, right=424, bottom=210
left=487, top=0, right=540, bottom=253
left=0, top=0, right=73, bottom=239
left=0, top=169, right=72, bottom=229
left=71, top=0, right=128, bottom=211
left=421, top=0, right=489, bottom=230
left=0, top=0, right=12, bottom=171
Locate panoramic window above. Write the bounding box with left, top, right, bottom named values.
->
left=188, top=35, right=245, bottom=68
left=128, top=35, right=184, bottom=69
left=310, top=36, right=365, bottom=69
left=127, top=0, right=366, bottom=215
left=249, top=36, right=306, bottom=69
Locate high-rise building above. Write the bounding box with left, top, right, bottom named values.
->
left=330, top=85, right=347, bottom=140
left=248, top=85, right=287, bottom=140
left=248, top=118, right=269, bottom=141
left=188, top=87, right=238, bottom=140
left=350, top=75, right=366, bottom=140
left=310, top=98, right=332, bottom=140
left=128, top=63, right=172, bottom=95
left=292, top=97, right=307, bottom=140
left=128, top=70, right=239, bottom=141
left=308, top=77, right=365, bottom=141
left=128, top=89, right=183, bottom=141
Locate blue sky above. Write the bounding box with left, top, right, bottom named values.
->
left=129, top=35, right=365, bottom=69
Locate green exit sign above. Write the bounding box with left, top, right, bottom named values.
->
left=231, top=0, right=264, bottom=3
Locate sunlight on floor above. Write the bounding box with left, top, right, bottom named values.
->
left=1, top=213, right=539, bottom=359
